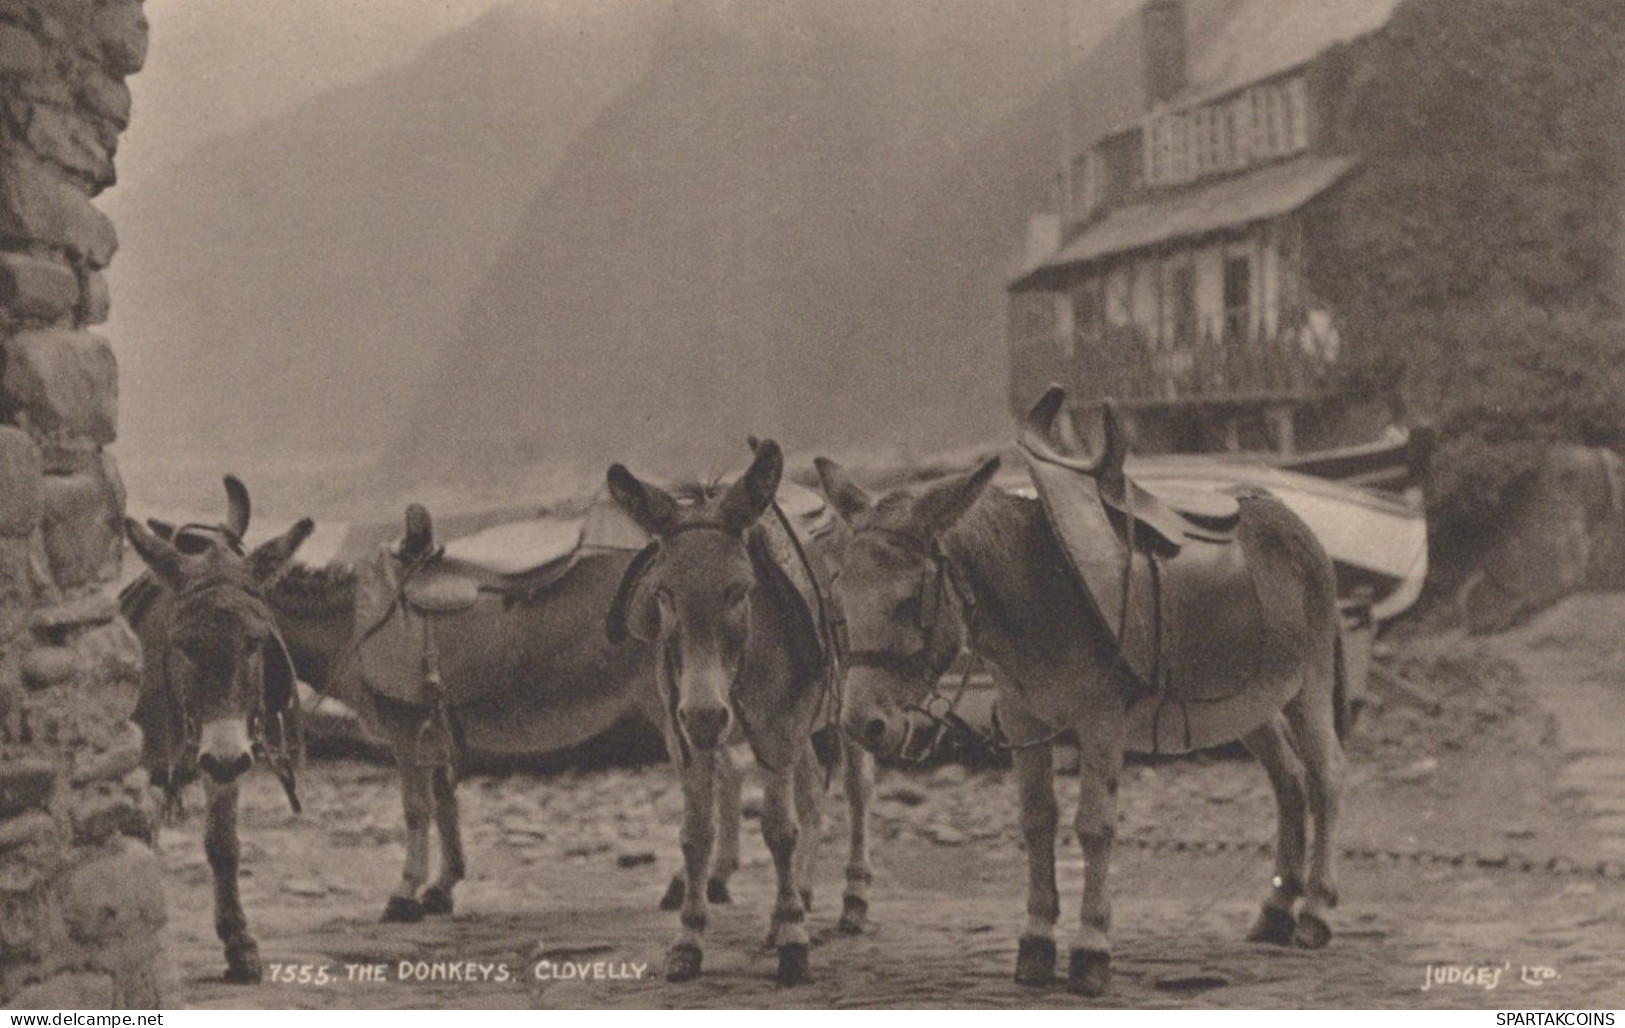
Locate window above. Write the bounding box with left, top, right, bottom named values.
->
left=1139, top=73, right=1310, bottom=186
left=1223, top=255, right=1252, bottom=343
left=1167, top=263, right=1197, bottom=350
left=1285, top=76, right=1310, bottom=151
left=1071, top=279, right=1101, bottom=352
left=1105, top=269, right=1133, bottom=328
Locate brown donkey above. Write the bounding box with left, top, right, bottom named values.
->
left=606, top=440, right=874, bottom=986
left=265, top=507, right=749, bottom=923
left=120, top=476, right=314, bottom=983
left=815, top=392, right=1345, bottom=996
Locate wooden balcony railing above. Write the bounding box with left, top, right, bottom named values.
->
left=1018, top=315, right=1333, bottom=408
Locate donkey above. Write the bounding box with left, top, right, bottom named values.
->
left=814, top=394, right=1345, bottom=997
left=606, top=439, right=875, bottom=986
left=120, top=476, right=314, bottom=984
left=264, top=509, right=748, bottom=923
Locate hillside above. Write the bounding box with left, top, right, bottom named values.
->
left=105, top=1, right=665, bottom=464
left=394, top=0, right=1092, bottom=479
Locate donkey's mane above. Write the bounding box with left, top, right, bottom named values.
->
left=669, top=477, right=730, bottom=505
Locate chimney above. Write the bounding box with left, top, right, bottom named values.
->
left=1140, top=0, right=1188, bottom=108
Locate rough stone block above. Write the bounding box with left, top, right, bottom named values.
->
left=31, top=589, right=117, bottom=634
left=0, top=535, right=35, bottom=627
left=0, top=426, right=42, bottom=536
left=0, top=22, right=43, bottom=77
left=70, top=786, right=151, bottom=846
left=76, top=268, right=108, bottom=325
left=24, top=104, right=116, bottom=189
left=60, top=843, right=166, bottom=975
left=92, top=1, right=146, bottom=76
left=0, top=809, right=58, bottom=851
left=0, top=251, right=80, bottom=321
left=21, top=645, right=76, bottom=689
left=38, top=466, right=121, bottom=590
left=77, top=70, right=130, bottom=130
left=69, top=719, right=141, bottom=785
left=0, top=757, right=55, bottom=817
left=0, top=150, right=118, bottom=268
left=9, top=972, right=117, bottom=1010
left=30, top=0, right=96, bottom=32
left=71, top=619, right=140, bottom=716
left=0, top=873, right=56, bottom=962
left=1, top=328, right=118, bottom=444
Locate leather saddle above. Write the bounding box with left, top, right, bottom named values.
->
left=1018, top=385, right=1270, bottom=714
left=352, top=503, right=598, bottom=707
left=388, top=500, right=627, bottom=615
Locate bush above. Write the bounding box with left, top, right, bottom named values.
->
left=1311, top=0, right=1625, bottom=552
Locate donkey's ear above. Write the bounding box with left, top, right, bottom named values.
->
left=607, top=464, right=680, bottom=537
left=249, top=518, right=315, bottom=585
left=145, top=518, right=177, bottom=541
left=125, top=518, right=188, bottom=589
left=223, top=474, right=251, bottom=539
left=914, top=456, right=1001, bottom=537
left=721, top=438, right=783, bottom=534
left=814, top=457, right=872, bottom=522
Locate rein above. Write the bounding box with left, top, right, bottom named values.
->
left=846, top=527, right=1077, bottom=762
left=843, top=529, right=996, bottom=763
left=158, top=575, right=303, bottom=818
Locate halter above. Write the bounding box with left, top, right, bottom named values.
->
left=642, top=510, right=842, bottom=776
left=843, top=528, right=983, bottom=763
left=158, top=560, right=302, bottom=817
left=641, top=520, right=753, bottom=770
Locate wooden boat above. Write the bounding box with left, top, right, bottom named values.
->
left=996, top=454, right=1427, bottom=624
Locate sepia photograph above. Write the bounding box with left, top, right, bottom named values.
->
left=1, top=0, right=1623, bottom=1013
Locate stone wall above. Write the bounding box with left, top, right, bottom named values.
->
left=0, top=0, right=160, bottom=1008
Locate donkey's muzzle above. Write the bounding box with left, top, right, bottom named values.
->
left=678, top=705, right=732, bottom=752
left=860, top=717, right=889, bottom=750
left=198, top=749, right=253, bottom=783
left=198, top=719, right=254, bottom=783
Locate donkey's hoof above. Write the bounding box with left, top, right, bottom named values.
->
left=776, top=943, right=812, bottom=987
left=1014, top=935, right=1057, bottom=986
left=665, top=942, right=703, bottom=983
left=658, top=876, right=685, bottom=911
left=382, top=895, right=424, bottom=923
left=706, top=877, right=732, bottom=905
left=837, top=895, right=868, bottom=935
left=1292, top=910, right=1333, bottom=950
left=420, top=885, right=455, bottom=916
left=1245, top=905, right=1297, bottom=946
left=1067, top=948, right=1111, bottom=997
left=223, top=939, right=262, bottom=984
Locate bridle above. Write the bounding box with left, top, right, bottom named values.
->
left=158, top=534, right=302, bottom=817
left=645, top=520, right=755, bottom=769
left=843, top=527, right=983, bottom=763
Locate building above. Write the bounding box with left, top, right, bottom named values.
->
left=1008, top=0, right=1406, bottom=456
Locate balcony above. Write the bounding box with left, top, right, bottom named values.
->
left=1012, top=312, right=1334, bottom=414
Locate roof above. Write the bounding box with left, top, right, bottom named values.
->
left=1011, top=154, right=1357, bottom=290
left=1066, top=0, right=1404, bottom=151
left=1179, top=0, right=1405, bottom=110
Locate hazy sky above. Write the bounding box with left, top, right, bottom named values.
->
left=114, top=0, right=1126, bottom=196
left=116, top=0, right=511, bottom=187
